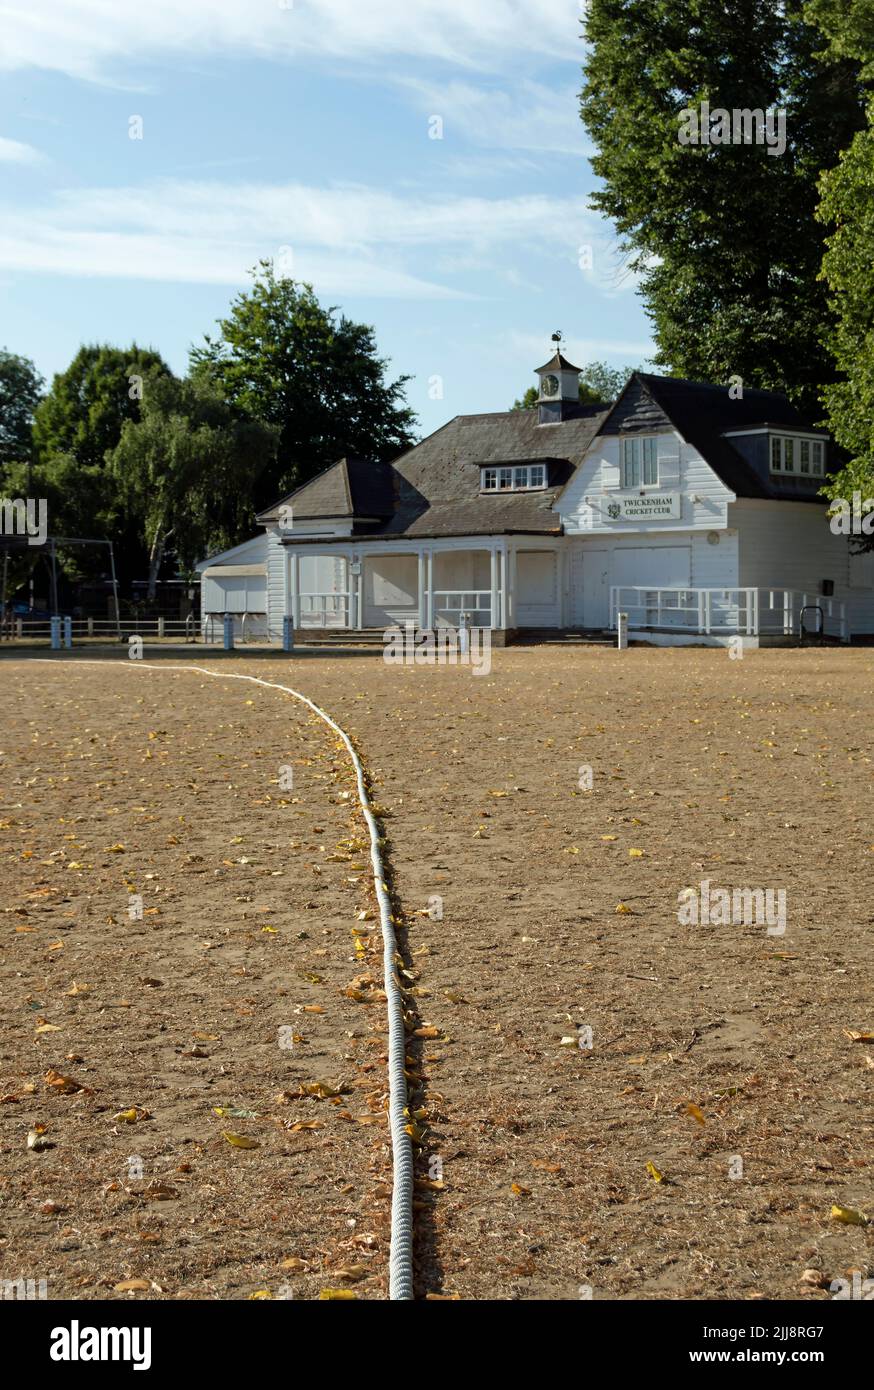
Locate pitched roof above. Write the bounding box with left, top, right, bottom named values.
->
left=612, top=374, right=834, bottom=501
left=258, top=374, right=833, bottom=543
left=535, top=350, right=581, bottom=374
left=256, top=456, right=394, bottom=524
left=360, top=406, right=608, bottom=539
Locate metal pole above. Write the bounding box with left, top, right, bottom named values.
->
left=50, top=539, right=59, bottom=616
left=108, top=540, right=122, bottom=638
left=1, top=549, right=7, bottom=641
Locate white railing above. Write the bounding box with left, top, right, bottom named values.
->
left=609, top=587, right=848, bottom=642
left=2, top=616, right=196, bottom=641
left=432, top=590, right=492, bottom=628
left=299, top=592, right=350, bottom=628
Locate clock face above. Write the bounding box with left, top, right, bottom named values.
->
left=542, top=374, right=560, bottom=398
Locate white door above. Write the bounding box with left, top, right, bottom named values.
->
left=570, top=547, right=609, bottom=628
left=364, top=555, right=419, bottom=627
left=516, top=551, right=559, bottom=627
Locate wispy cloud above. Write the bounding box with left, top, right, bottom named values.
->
left=397, top=78, right=590, bottom=156
left=0, top=177, right=611, bottom=296
left=0, top=1, right=586, bottom=80
left=0, top=135, right=45, bottom=164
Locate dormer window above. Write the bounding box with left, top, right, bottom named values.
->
left=770, top=435, right=824, bottom=477
left=481, top=463, right=547, bottom=492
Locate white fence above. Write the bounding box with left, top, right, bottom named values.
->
left=433, top=589, right=492, bottom=628
left=609, top=587, right=848, bottom=642
left=1, top=616, right=200, bottom=642
left=298, top=593, right=350, bottom=627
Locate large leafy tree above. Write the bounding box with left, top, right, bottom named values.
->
left=27, top=344, right=171, bottom=584
left=580, top=0, right=865, bottom=412
left=108, top=370, right=278, bottom=597
left=33, top=344, right=170, bottom=470
left=191, top=262, right=417, bottom=504
left=0, top=350, right=43, bottom=478
left=809, top=0, right=874, bottom=540
left=512, top=360, right=646, bottom=410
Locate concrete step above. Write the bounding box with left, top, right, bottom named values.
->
left=516, top=628, right=613, bottom=646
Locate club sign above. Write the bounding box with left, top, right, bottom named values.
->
left=605, top=493, right=681, bottom=520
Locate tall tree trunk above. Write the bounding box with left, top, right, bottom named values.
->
left=147, top=520, right=172, bottom=602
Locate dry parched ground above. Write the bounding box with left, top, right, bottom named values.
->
left=0, top=646, right=872, bottom=1302
left=0, top=663, right=401, bottom=1300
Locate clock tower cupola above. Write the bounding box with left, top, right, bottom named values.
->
left=535, top=333, right=581, bottom=424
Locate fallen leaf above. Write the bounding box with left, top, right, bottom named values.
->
left=222, top=1132, right=260, bottom=1149
left=299, top=1081, right=351, bottom=1099
left=332, top=1265, right=368, bottom=1282
left=646, top=1161, right=665, bottom=1183
left=44, top=1069, right=90, bottom=1095
left=830, top=1205, right=868, bottom=1226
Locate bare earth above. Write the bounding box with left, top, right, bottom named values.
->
left=0, top=646, right=871, bottom=1301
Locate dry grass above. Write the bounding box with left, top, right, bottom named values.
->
left=1, top=646, right=872, bottom=1300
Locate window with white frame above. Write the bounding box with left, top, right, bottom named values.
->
left=621, top=436, right=658, bottom=488
left=480, top=463, right=548, bottom=492
left=770, top=435, right=825, bottom=477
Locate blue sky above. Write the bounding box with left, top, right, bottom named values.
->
left=0, top=0, right=654, bottom=437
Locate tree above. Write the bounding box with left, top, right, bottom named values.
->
left=191, top=262, right=417, bottom=504
left=29, top=344, right=170, bottom=581
left=108, top=370, right=278, bottom=598
left=580, top=0, right=866, bottom=412
left=511, top=360, right=645, bottom=410
left=0, top=350, right=43, bottom=479
left=810, top=0, right=874, bottom=542
left=33, top=344, right=170, bottom=469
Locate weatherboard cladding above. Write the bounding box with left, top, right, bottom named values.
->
left=623, top=374, right=836, bottom=503
left=258, top=375, right=834, bottom=542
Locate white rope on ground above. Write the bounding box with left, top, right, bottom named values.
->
left=29, top=658, right=415, bottom=1301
